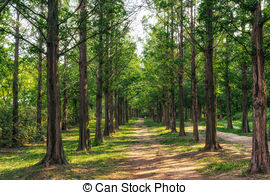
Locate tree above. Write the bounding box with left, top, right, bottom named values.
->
left=37, top=4, right=44, bottom=134
left=224, top=39, right=233, bottom=129
left=12, top=7, right=19, bottom=146
left=178, top=0, right=185, bottom=136
left=190, top=0, right=199, bottom=142
left=203, top=0, right=221, bottom=151
left=248, top=0, right=270, bottom=174
left=78, top=0, right=90, bottom=151
left=38, top=0, right=68, bottom=166
left=95, top=0, right=104, bottom=143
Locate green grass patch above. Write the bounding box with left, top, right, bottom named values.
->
left=198, top=160, right=249, bottom=176
left=0, top=118, right=138, bottom=180
left=144, top=118, right=163, bottom=128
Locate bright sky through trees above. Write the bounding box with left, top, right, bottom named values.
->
left=127, top=0, right=156, bottom=56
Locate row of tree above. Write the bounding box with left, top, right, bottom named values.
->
left=0, top=0, right=141, bottom=166
left=133, top=0, right=270, bottom=174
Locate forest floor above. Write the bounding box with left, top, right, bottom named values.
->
left=112, top=119, right=270, bottom=180
left=0, top=119, right=139, bottom=180
left=1, top=118, right=270, bottom=180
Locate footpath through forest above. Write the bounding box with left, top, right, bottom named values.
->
left=117, top=118, right=204, bottom=179
left=217, top=131, right=252, bottom=147
left=113, top=119, right=270, bottom=180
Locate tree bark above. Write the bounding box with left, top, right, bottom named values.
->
left=37, top=5, right=44, bottom=133
left=169, top=1, right=176, bottom=133
left=204, top=0, right=221, bottom=151
left=12, top=8, right=19, bottom=146
left=165, top=85, right=170, bottom=130
left=171, top=86, right=176, bottom=132
left=241, top=62, right=250, bottom=133
left=122, top=97, right=126, bottom=124
left=38, top=0, right=68, bottom=166
left=104, top=88, right=110, bottom=136
left=62, top=56, right=68, bottom=132
left=114, top=91, right=119, bottom=131
left=78, top=0, right=90, bottom=150
left=109, top=90, right=114, bottom=134
left=190, top=0, right=199, bottom=142
left=118, top=96, right=123, bottom=125
left=225, top=42, right=233, bottom=129
left=178, top=0, right=185, bottom=136
left=95, top=1, right=104, bottom=143
left=249, top=2, right=270, bottom=174
left=125, top=97, right=129, bottom=123
left=162, top=88, right=166, bottom=125
left=104, top=28, right=111, bottom=137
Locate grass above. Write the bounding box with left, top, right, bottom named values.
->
left=0, top=118, right=138, bottom=180
left=198, top=160, right=249, bottom=176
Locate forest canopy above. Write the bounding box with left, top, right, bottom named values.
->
left=1, top=0, right=270, bottom=178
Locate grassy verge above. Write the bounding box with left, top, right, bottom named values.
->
left=0, top=118, right=138, bottom=180
left=198, top=158, right=249, bottom=176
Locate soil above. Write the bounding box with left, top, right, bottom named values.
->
left=116, top=119, right=204, bottom=180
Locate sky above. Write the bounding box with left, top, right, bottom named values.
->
left=125, top=0, right=156, bottom=56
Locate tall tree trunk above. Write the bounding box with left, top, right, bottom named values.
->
left=162, top=88, right=166, bottom=125
left=249, top=2, right=270, bottom=173
left=37, top=5, right=44, bottom=133
left=225, top=42, right=233, bottom=129
left=204, top=0, right=221, bottom=151
left=104, top=88, right=110, bottom=136
left=38, top=0, right=68, bottom=166
left=190, top=0, right=199, bottom=142
left=104, top=29, right=111, bottom=137
left=114, top=91, right=119, bottom=131
left=95, top=1, right=104, bottom=143
left=171, top=86, right=176, bottom=132
left=268, top=106, right=270, bottom=137
left=241, top=62, right=250, bottom=133
left=12, top=8, right=19, bottom=146
left=118, top=96, right=123, bottom=125
left=178, top=0, right=185, bottom=136
left=78, top=0, right=90, bottom=150
left=125, top=97, right=129, bottom=123
left=62, top=56, right=68, bottom=132
left=165, top=85, right=170, bottom=130
left=122, top=97, right=126, bottom=124
left=109, top=90, right=114, bottom=134
left=169, top=1, right=176, bottom=133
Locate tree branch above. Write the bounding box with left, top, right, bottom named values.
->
left=0, top=0, right=11, bottom=13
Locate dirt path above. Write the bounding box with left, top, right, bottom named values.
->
left=217, top=131, right=252, bottom=147
left=217, top=130, right=270, bottom=149
left=110, top=120, right=270, bottom=180
left=117, top=119, right=204, bottom=180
